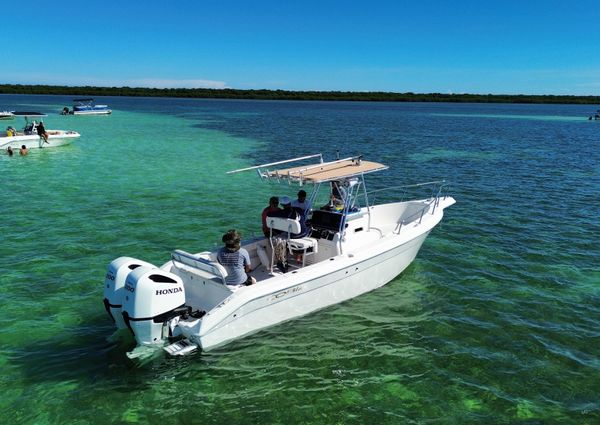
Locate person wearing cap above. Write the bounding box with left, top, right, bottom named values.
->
left=261, top=196, right=281, bottom=237
left=268, top=196, right=298, bottom=220
left=217, top=229, right=255, bottom=286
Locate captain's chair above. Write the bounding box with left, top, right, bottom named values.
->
left=267, top=217, right=318, bottom=270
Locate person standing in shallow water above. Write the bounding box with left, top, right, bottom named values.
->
left=6, top=146, right=13, bottom=156
left=19, top=145, right=28, bottom=156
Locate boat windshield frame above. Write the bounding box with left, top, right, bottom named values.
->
left=73, top=98, right=95, bottom=106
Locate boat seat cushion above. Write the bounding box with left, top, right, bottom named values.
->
left=288, top=237, right=318, bottom=251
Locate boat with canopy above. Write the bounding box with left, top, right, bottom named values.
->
left=63, top=98, right=112, bottom=115
left=103, top=153, right=455, bottom=355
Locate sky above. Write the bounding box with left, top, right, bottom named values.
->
left=2, top=0, right=600, bottom=95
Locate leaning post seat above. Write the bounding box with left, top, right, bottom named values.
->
left=267, top=217, right=318, bottom=268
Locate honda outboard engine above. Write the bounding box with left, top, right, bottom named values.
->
left=104, top=257, right=157, bottom=329
left=121, top=266, right=187, bottom=345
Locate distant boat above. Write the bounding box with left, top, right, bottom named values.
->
left=62, top=98, right=112, bottom=115
left=588, top=109, right=600, bottom=120
left=0, top=111, right=15, bottom=120
left=1, top=112, right=80, bottom=150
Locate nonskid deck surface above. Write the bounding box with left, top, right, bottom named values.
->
left=250, top=258, right=302, bottom=283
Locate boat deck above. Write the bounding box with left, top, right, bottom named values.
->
left=250, top=257, right=303, bottom=283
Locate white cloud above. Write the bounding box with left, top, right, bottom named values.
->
left=123, top=78, right=228, bottom=89
left=1, top=73, right=228, bottom=89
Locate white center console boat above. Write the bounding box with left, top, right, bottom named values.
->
left=103, top=154, right=455, bottom=355
left=1, top=112, right=80, bottom=151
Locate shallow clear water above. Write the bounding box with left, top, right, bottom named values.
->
left=1, top=94, right=599, bottom=424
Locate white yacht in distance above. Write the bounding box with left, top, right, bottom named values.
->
left=103, top=154, right=455, bottom=356
left=63, top=98, right=112, bottom=115
left=1, top=112, right=80, bottom=151
left=0, top=111, right=15, bottom=120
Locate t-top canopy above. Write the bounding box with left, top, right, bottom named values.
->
left=228, top=154, right=388, bottom=185
left=268, top=158, right=387, bottom=183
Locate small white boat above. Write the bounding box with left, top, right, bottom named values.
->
left=0, top=111, right=15, bottom=120
left=103, top=154, right=455, bottom=355
left=1, top=112, right=80, bottom=151
left=65, top=98, right=111, bottom=115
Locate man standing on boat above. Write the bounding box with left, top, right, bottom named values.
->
left=37, top=121, right=49, bottom=144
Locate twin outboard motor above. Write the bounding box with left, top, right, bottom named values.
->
left=104, top=257, right=187, bottom=345
left=104, top=257, right=156, bottom=330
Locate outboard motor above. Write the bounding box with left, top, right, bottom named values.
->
left=104, top=257, right=156, bottom=330
left=121, top=266, right=188, bottom=345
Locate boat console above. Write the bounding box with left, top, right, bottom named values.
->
left=310, top=210, right=343, bottom=241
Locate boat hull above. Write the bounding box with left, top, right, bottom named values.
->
left=73, top=111, right=112, bottom=115
left=175, top=213, right=441, bottom=351
left=72, top=109, right=111, bottom=115
left=1, top=131, right=80, bottom=150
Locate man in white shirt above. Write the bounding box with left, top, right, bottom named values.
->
left=291, top=190, right=311, bottom=214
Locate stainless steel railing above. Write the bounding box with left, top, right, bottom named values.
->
left=366, top=180, right=450, bottom=234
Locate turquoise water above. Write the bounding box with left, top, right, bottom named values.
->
left=1, top=95, right=599, bottom=424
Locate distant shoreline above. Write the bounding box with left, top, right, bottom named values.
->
left=1, top=84, right=599, bottom=105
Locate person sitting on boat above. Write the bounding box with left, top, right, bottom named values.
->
left=217, top=229, right=255, bottom=286
left=19, top=145, right=28, bottom=156
left=292, top=189, right=313, bottom=226
left=321, top=181, right=346, bottom=212
left=267, top=196, right=299, bottom=224
left=270, top=196, right=311, bottom=237
left=37, top=122, right=49, bottom=144
left=267, top=196, right=307, bottom=272
left=291, top=190, right=311, bottom=215
left=261, top=196, right=281, bottom=237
